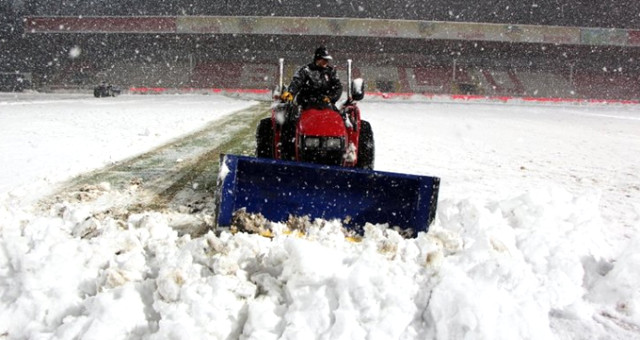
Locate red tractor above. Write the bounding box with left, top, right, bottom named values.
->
left=256, top=59, right=374, bottom=169
left=216, top=60, right=439, bottom=236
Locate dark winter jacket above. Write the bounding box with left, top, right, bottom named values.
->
left=288, top=62, right=342, bottom=109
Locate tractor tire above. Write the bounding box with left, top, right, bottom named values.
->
left=357, top=120, right=375, bottom=169
left=256, top=118, right=274, bottom=158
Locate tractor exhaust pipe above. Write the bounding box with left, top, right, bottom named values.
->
left=347, top=59, right=352, bottom=100
left=279, top=58, right=284, bottom=94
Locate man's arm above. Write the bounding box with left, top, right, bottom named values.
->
left=328, top=68, right=343, bottom=103
left=288, top=66, right=308, bottom=96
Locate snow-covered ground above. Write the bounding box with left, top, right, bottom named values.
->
left=1, top=93, right=639, bottom=339
left=0, top=93, right=257, bottom=204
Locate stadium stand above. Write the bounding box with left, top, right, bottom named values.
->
left=573, top=71, right=640, bottom=100
left=407, top=67, right=454, bottom=93
left=45, top=61, right=97, bottom=88
left=191, top=62, right=243, bottom=89
left=4, top=1, right=640, bottom=100
left=111, top=63, right=192, bottom=88
left=516, top=70, right=575, bottom=98
left=479, top=69, right=522, bottom=96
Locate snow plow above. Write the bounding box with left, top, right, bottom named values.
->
left=215, top=59, right=440, bottom=237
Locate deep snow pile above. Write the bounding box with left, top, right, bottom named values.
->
left=1, top=93, right=640, bottom=339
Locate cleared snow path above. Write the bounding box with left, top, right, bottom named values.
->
left=37, top=101, right=270, bottom=235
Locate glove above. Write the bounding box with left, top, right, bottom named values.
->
left=322, top=96, right=331, bottom=103
left=281, top=91, right=293, bottom=102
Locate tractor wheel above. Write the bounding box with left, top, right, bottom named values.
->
left=256, top=118, right=274, bottom=158
left=357, top=120, right=375, bottom=169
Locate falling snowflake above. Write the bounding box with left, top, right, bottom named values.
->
left=69, top=46, right=82, bottom=59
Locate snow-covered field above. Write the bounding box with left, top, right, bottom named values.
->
left=0, top=93, right=257, bottom=204
left=1, top=93, right=639, bottom=339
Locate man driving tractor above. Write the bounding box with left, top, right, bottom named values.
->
left=281, top=46, right=343, bottom=109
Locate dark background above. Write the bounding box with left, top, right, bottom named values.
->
left=8, top=0, right=640, bottom=29
left=2, top=1, right=640, bottom=98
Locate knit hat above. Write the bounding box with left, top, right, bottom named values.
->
left=314, top=46, right=333, bottom=60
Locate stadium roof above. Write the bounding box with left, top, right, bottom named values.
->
left=14, top=1, right=640, bottom=30
left=24, top=16, right=640, bottom=48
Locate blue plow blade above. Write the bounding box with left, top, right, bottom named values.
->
left=216, top=154, right=440, bottom=236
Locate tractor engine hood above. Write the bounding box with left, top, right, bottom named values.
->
left=298, top=107, right=346, bottom=137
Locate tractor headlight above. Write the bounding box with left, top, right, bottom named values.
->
left=304, top=137, right=320, bottom=148
left=324, top=137, right=343, bottom=150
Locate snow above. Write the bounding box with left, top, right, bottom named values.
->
left=0, top=93, right=256, bottom=204
left=1, top=93, right=640, bottom=339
